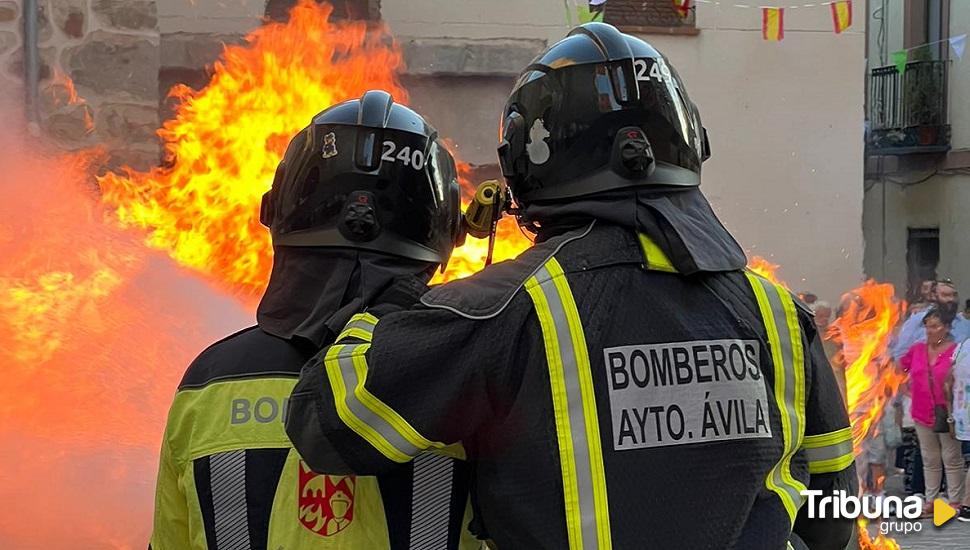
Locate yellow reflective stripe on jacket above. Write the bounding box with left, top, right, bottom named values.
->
left=526, top=257, right=612, bottom=550
left=337, top=312, right=380, bottom=343
left=802, top=426, right=851, bottom=448
left=638, top=234, right=677, bottom=273
left=803, top=427, right=854, bottom=474
left=746, top=273, right=807, bottom=526
left=324, top=343, right=444, bottom=463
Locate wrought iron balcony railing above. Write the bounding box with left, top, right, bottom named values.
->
left=867, top=59, right=949, bottom=154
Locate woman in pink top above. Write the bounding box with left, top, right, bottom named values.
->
left=900, top=307, right=965, bottom=509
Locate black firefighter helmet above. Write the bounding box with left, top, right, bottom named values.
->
left=498, top=22, right=711, bottom=207
left=260, top=90, right=464, bottom=267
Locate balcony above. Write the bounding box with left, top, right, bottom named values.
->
left=867, top=60, right=950, bottom=155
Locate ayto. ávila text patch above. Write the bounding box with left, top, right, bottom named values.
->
left=604, top=339, right=771, bottom=450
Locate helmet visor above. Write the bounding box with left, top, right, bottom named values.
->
left=509, top=56, right=704, bottom=181
left=269, top=125, right=460, bottom=263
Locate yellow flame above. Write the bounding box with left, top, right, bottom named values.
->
left=857, top=518, right=902, bottom=550
left=748, top=256, right=788, bottom=288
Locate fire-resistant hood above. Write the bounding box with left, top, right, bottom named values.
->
left=522, top=185, right=746, bottom=275
left=256, top=246, right=432, bottom=347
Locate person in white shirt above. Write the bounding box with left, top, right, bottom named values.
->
left=946, top=342, right=970, bottom=521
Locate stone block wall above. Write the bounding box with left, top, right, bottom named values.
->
left=0, top=3, right=25, bottom=93
left=1, top=0, right=161, bottom=171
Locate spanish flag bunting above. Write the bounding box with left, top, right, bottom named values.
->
left=762, top=7, right=784, bottom=42
left=831, top=0, right=852, bottom=34
left=672, top=0, right=692, bottom=19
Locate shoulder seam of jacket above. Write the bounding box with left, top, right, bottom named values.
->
left=745, top=269, right=815, bottom=317
left=178, top=371, right=300, bottom=391
left=197, top=325, right=262, bottom=354
left=420, top=220, right=597, bottom=320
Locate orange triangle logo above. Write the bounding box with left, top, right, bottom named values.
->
left=934, top=498, right=957, bottom=526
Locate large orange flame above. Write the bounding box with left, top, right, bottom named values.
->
left=0, top=151, right=119, bottom=367
left=0, top=4, right=535, bottom=544
left=98, top=1, right=410, bottom=301
left=97, top=0, right=530, bottom=292
left=0, top=131, right=249, bottom=547
left=0, top=2, right=914, bottom=548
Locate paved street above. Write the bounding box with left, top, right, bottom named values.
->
left=863, top=472, right=970, bottom=549
left=885, top=518, right=970, bottom=550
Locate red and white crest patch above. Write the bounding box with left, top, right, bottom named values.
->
left=298, top=461, right=356, bottom=536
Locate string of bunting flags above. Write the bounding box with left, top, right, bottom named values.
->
left=890, top=34, right=967, bottom=74
left=674, top=0, right=853, bottom=40
left=566, top=0, right=852, bottom=42
left=570, top=1, right=856, bottom=40
left=674, top=0, right=966, bottom=63
left=567, top=0, right=966, bottom=60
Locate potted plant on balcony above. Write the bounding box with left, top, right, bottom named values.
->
left=904, top=47, right=944, bottom=146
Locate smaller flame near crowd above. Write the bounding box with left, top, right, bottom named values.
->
left=828, top=283, right=906, bottom=550
left=748, top=264, right=906, bottom=550
left=857, top=518, right=902, bottom=550
left=746, top=262, right=906, bottom=457
left=827, top=281, right=906, bottom=452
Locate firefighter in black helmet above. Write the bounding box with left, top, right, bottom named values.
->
left=286, top=25, right=856, bottom=550
left=151, top=90, right=480, bottom=550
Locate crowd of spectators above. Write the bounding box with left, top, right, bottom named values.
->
left=817, top=279, right=970, bottom=520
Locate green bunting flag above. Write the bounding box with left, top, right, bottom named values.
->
left=891, top=50, right=908, bottom=75
left=567, top=0, right=605, bottom=24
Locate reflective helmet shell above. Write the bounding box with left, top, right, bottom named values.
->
left=498, top=23, right=710, bottom=206
left=261, top=90, right=463, bottom=265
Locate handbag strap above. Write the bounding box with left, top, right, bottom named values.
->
left=926, top=346, right=939, bottom=406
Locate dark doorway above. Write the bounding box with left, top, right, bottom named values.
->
left=906, top=227, right=940, bottom=303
